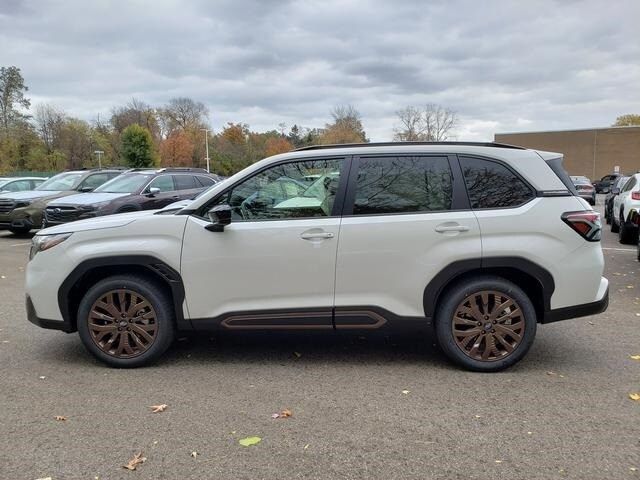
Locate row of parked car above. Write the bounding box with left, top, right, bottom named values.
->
left=0, top=168, right=221, bottom=234
left=570, top=172, right=640, bottom=254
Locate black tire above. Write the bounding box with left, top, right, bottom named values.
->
left=589, top=198, right=596, bottom=206
left=611, top=216, right=619, bottom=233
left=9, top=226, right=31, bottom=235
left=637, top=241, right=640, bottom=262
left=618, top=213, right=638, bottom=245
left=435, top=276, right=537, bottom=372
left=77, top=275, right=175, bottom=367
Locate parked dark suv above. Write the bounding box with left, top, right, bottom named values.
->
left=0, top=168, right=124, bottom=234
left=43, top=168, right=218, bottom=227
left=592, top=173, right=621, bottom=193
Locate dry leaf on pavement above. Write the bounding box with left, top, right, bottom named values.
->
left=122, top=452, right=146, bottom=470
left=401, top=389, right=410, bottom=394
left=272, top=409, right=293, bottom=419
left=54, top=415, right=66, bottom=421
left=630, top=355, right=640, bottom=361
left=149, top=404, right=168, bottom=413
left=629, top=393, right=640, bottom=402
left=239, top=436, right=262, bottom=447
left=190, top=451, right=198, bottom=458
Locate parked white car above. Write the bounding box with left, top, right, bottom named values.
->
left=25, top=142, right=608, bottom=371
left=611, top=173, right=640, bottom=244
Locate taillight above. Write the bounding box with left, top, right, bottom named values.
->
left=562, top=211, right=601, bottom=241
left=632, top=192, right=640, bottom=200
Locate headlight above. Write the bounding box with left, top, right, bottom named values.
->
left=29, top=233, right=72, bottom=261
left=15, top=200, right=32, bottom=208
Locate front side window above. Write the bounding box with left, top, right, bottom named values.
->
left=460, top=156, right=534, bottom=209
left=210, top=158, right=343, bottom=221
left=79, top=173, right=110, bottom=190
left=353, top=156, right=452, bottom=215
left=148, top=175, right=175, bottom=192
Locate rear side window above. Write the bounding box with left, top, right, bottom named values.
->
left=622, top=177, right=637, bottom=192
left=79, top=173, right=110, bottom=190
left=196, top=176, right=216, bottom=187
left=353, top=156, right=452, bottom=215
left=173, top=175, right=197, bottom=190
left=460, top=156, right=534, bottom=209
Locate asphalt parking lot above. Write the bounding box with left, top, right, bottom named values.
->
left=0, top=196, right=638, bottom=480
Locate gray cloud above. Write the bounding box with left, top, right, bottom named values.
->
left=1, top=0, right=638, bottom=141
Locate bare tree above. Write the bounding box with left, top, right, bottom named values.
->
left=393, top=104, right=457, bottom=142
left=159, top=97, right=209, bottom=134
left=34, top=103, right=66, bottom=153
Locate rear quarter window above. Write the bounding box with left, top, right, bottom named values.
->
left=460, top=156, right=535, bottom=209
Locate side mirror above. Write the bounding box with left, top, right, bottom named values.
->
left=146, top=187, right=161, bottom=197
left=205, top=204, right=232, bottom=232
left=79, top=186, right=94, bottom=193
left=612, top=188, right=620, bottom=195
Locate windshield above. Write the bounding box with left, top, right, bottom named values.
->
left=95, top=173, right=153, bottom=193
left=36, top=172, right=84, bottom=191
left=0, top=180, right=9, bottom=189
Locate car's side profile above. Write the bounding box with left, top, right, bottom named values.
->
left=611, top=173, right=640, bottom=244
left=593, top=173, right=620, bottom=193
left=25, top=143, right=608, bottom=372
left=604, top=175, right=629, bottom=224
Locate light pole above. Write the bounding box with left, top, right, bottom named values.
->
left=201, top=129, right=210, bottom=172
left=94, top=150, right=104, bottom=169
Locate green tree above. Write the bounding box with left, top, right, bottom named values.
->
left=0, top=66, right=31, bottom=133
left=613, top=114, right=640, bottom=126
left=121, top=124, right=157, bottom=168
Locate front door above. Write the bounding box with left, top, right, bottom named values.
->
left=181, top=157, right=347, bottom=329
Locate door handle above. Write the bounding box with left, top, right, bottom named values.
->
left=435, top=224, right=470, bottom=233
left=300, top=232, right=335, bottom=240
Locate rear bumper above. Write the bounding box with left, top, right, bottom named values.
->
left=542, top=283, right=609, bottom=324
left=26, top=295, right=74, bottom=333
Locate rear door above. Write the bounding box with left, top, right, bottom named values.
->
left=334, top=154, right=481, bottom=327
left=173, top=174, right=201, bottom=200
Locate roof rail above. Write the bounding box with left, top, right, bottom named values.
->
left=157, top=167, right=210, bottom=173
left=294, top=141, right=526, bottom=151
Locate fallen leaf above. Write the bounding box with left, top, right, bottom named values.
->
left=54, top=415, right=66, bottom=421
left=401, top=389, right=410, bottom=395
left=239, top=436, right=262, bottom=447
left=627, top=285, right=634, bottom=289
left=39, top=376, right=46, bottom=380
left=293, top=351, right=302, bottom=358
left=495, top=460, right=503, bottom=463
left=190, top=451, right=198, bottom=458
left=630, top=355, right=640, bottom=361
left=35, top=477, right=52, bottom=480
left=474, top=415, right=482, bottom=418
left=527, top=431, right=532, bottom=435
left=588, top=321, right=595, bottom=325
left=272, top=409, right=293, bottom=419
left=150, top=404, right=168, bottom=413
left=629, top=393, right=640, bottom=402
left=122, top=452, right=146, bottom=470
left=630, top=467, right=637, bottom=471
left=546, top=371, right=556, bottom=376
left=304, top=444, right=310, bottom=450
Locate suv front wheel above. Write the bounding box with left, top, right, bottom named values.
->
left=77, top=275, right=175, bottom=367
left=435, top=276, right=537, bottom=372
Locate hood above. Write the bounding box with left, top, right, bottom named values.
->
left=0, top=190, right=64, bottom=201
left=39, top=210, right=155, bottom=235
left=47, top=192, right=130, bottom=207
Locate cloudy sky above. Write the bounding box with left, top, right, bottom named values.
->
left=1, top=0, right=638, bottom=141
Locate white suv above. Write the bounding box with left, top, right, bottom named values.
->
left=611, top=173, right=640, bottom=244
left=25, top=143, right=609, bottom=371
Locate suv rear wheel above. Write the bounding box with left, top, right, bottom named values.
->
left=435, top=276, right=537, bottom=372
left=618, top=212, right=638, bottom=245
left=77, top=275, right=175, bottom=367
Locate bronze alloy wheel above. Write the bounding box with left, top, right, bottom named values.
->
left=87, top=289, right=158, bottom=358
left=451, top=290, right=525, bottom=362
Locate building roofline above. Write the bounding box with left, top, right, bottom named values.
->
left=495, top=125, right=640, bottom=136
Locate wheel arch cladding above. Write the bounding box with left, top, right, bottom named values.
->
left=59, top=255, right=188, bottom=332
left=423, top=258, right=553, bottom=323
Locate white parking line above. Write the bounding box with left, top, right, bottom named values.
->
left=602, top=247, right=636, bottom=252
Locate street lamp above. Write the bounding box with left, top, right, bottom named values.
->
left=200, top=129, right=210, bottom=173
left=94, top=150, right=104, bottom=169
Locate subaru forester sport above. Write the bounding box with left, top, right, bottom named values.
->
left=25, top=143, right=609, bottom=371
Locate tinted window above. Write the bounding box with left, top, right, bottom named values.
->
left=353, top=156, right=452, bottom=215
left=79, top=173, right=110, bottom=190
left=460, top=156, right=534, bottom=209
left=196, top=176, right=216, bottom=187
left=210, top=158, right=342, bottom=221
left=148, top=175, right=175, bottom=192
left=622, top=177, right=637, bottom=192
left=174, top=175, right=198, bottom=190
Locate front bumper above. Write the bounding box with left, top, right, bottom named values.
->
left=0, top=208, right=41, bottom=230
left=26, top=295, right=74, bottom=332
